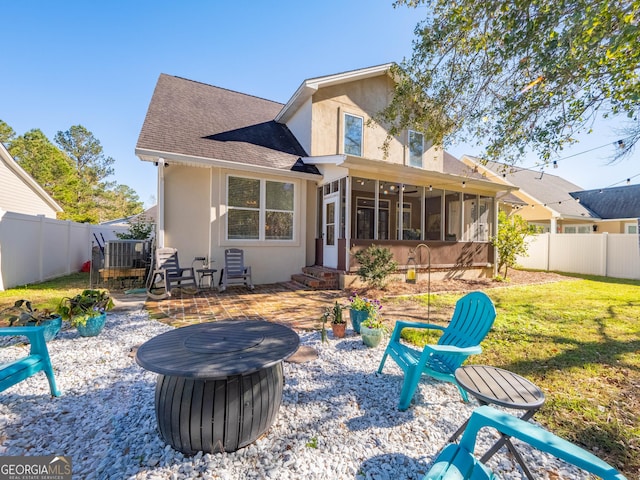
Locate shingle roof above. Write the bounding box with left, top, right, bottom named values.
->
left=570, top=185, right=640, bottom=219
left=136, top=74, right=307, bottom=170
left=470, top=157, right=594, bottom=218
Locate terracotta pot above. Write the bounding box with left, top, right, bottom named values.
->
left=331, top=322, right=346, bottom=338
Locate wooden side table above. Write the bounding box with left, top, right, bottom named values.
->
left=450, top=365, right=546, bottom=480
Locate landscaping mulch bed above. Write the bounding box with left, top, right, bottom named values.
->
left=358, top=269, right=576, bottom=299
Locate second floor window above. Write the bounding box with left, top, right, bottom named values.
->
left=408, top=130, right=424, bottom=167
left=344, top=113, right=363, bottom=156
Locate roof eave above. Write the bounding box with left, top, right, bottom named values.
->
left=135, top=148, right=320, bottom=180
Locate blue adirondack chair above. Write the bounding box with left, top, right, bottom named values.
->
left=424, top=406, right=626, bottom=479
left=378, top=291, right=496, bottom=410
left=0, top=326, right=61, bottom=396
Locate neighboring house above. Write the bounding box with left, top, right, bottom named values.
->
left=461, top=156, right=599, bottom=233
left=570, top=185, right=640, bottom=234
left=0, top=141, right=62, bottom=218
left=136, top=64, right=512, bottom=286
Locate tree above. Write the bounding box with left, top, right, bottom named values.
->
left=382, top=0, right=640, bottom=164
left=0, top=120, right=15, bottom=145
left=8, top=128, right=77, bottom=210
left=2, top=120, right=143, bottom=223
left=492, top=211, right=540, bottom=278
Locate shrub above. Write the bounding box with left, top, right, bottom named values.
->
left=354, top=245, right=398, bottom=289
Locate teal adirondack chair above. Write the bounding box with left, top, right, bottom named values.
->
left=424, top=405, right=626, bottom=479
left=378, top=291, right=496, bottom=410
left=0, top=326, right=61, bottom=396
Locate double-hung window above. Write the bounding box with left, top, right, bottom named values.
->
left=408, top=130, right=424, bottom=167
left=344, top=113, right=363, bottom=156
left=227, top=175, right=294, bottom=241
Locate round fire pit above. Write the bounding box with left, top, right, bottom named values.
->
left=136, top=320, right=300, bottom=454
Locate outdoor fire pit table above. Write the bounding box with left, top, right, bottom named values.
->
left=135, top=319, right=300, bottom=454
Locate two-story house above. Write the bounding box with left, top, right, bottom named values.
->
left=135, top=64, right=512, bottom=286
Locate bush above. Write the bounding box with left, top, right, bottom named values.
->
left=354, top=245, right=398, bottom=289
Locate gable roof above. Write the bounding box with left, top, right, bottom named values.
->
left=136, top=74, right=308, bottom=171
left=463, top=156, right=594, bottom=218
left=275, top=63, right=394, bottom=123
left=570, top=185, right=640, bottom=219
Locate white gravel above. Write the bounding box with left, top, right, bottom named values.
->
left=0, top=310, right=593, bottom=479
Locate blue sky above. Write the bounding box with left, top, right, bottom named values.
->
left=2, top=1, right=637, bottom=209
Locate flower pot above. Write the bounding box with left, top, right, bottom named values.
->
left=331, top=322, right=346, bottom=339
left=41, top=316, right=62, bottom=342
left=350, top=309, right=369, bottom=334
left=360, top=325, right=383, bottom=348
left=76, top=313, right=107, bottom=337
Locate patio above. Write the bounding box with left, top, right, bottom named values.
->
left=141, top=281, right=435, bottom=331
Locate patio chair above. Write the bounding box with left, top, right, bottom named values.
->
left=378, top=291, right=496, bottom=410
left=423, top=405, right=626, bottom=479
left=218, top=248, right=254, bottom=292
left=146, top=247, right=197, bottom=300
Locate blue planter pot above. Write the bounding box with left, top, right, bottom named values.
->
left=76, top=313, right=107, bottom=337
left=41, top=316, right=62, bottom=342
left=350, top=309, right=369, bottom=334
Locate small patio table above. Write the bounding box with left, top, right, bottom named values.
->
left=136, top=319, right=300, bottom=454
left=449, top=365, right=546, bottom=480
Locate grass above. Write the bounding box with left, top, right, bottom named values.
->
left=0, top=273, right=91, bottom=315
left=396, top=274, right=640, bottom=477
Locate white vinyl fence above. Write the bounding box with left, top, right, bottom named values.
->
left=0, top=210, right=128, bottom=290
left=517, top=233, right=640, bottom=280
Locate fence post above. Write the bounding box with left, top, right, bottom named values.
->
left=38, top=215, right=45, bottom=283
left=601, top=232, right=608, bottom=277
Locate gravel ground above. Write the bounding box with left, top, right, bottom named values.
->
left=0, top=309, right=591, bottom=480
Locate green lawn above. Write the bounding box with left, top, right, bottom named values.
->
left=397, top=275, right=640, bottom=477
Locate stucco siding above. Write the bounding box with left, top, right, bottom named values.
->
left=0, top=158, right=58, bottom=218
left=163, top=165, right=211, bottom=267
left=163, top=164, right=311, bottom=285
left=310, top=75, right=443, bottom=172
left=285, top=98, right=312, bottom=154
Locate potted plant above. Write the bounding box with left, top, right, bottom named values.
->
left=57, top=289, right=114, bottom=337
left=360, top=311, right=386, bottom=348
left=0, top=300, right=62, bottom=342
left=320, top=301, right=347, bottom=341
left=348, top=293, right=382, bottom=334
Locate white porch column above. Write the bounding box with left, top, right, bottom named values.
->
left=157, top=158, right=165, bottom=248
left=550, top=216, right=558, bottom=234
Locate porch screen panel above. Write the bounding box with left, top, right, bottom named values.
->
left=265, top=181, right=294, bottom=240
left=444, top=191, right=461, bottom=241
left=401, top=183, right=421, bottom=240
left=478, top=196, right=493, bottom=241
left=463, top=193, right=477, bottom=241
left=228, top=177, right=260, bottom=239
left=425, top=188, right=443, bottom=240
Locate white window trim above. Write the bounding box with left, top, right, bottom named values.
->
left=407, top=130, right=424, bottom=167
left=225, top=174, right=297, bottom=244
left=343, top=112, right=364, bottom=157
left=625, top=222, right=638, bottom=234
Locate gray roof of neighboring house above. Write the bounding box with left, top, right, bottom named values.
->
left=570, top=185, right=640, bottom=219
left=469, top=157, right=594, bottom=218
left=136, top=74, right=308, bottom=170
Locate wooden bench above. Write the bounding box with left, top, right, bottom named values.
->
left=0, top=326, right=61, bottom=396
